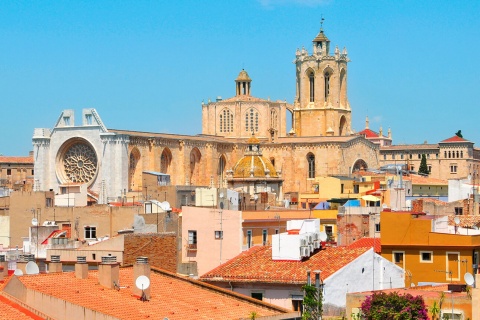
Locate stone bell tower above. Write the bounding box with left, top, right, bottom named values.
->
left=293, top=27, right=352, bottom=137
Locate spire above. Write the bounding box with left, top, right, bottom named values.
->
left=312, top=16, right=330, bottom=55
left=365, top=116, right=369, bottom=129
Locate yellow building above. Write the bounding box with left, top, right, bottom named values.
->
left=381, top=210, right=480, bottom=286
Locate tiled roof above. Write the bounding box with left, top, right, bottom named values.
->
left=347, top=237, right=381, bottom=253
left=5, top=267, right=290, bottom=320
left=380, top=144, right=439, bottom=151
left=385, top=173, right=448, bottom=186
left=0, top=281, right=44, bottom=319
left=201, top=246, right=369, bottom=284
left=357, top=128, right=379, bottom=138
left=0, top=156, right=33, bottom=164
left=440, top=135, right=470, bottom=143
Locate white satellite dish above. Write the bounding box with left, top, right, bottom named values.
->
left=31, top=218, right=38, bottom=226
left=318, top=231, right=328, bottom=242
left=135, top=275, right=150, bottom=290
left=454, top=217, right=460, bottom=225
left=464, top=272, right=475, bottom=286
left=14, top=269, right=24, bottom=276
left=474, top=226, right=479, bottom=230
left=159, top=201, right=171, bottom=212
left=25, top=261, right=40, bottom=275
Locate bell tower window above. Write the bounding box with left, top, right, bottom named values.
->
left=309, top=72, right=315, bottom=102
left=307, top=153, right=315, bottom=179
left=324, top=72, right=330, bottom=99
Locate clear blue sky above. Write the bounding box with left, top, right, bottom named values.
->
left=1, top=0, right=479, bottom=155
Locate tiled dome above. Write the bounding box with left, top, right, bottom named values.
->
left=232, top=155, right=278, bottom=178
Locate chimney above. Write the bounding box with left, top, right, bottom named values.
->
left=48, top=255, right=63, bottom=273
left=133, top=257, right=151, bottom=299
left=0, top=255, right=7, bottom=280
left=75, top=256, right=88, bottom=279
left=17, top=254, right=35, bottom=274
left=98, top=256, right=119, bottom=289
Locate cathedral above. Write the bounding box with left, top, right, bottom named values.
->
left=33, top=28, right=381, bottom=203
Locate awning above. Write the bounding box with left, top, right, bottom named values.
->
left=362, top=195, right=380, bottom=202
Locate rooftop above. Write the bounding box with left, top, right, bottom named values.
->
left=3, top=267, right=292, bottom=320
left=347, top=237, right=381, bottom=254
left=201, top=246, right=369, bottom=284
left=0, top=156, right=34, bottom=164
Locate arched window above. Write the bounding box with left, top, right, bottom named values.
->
left=160, top=148, right=172, bottom=174
left=309, top=72, right=315, bottom=102
left=324, top=72, right=331, bottom=99
left=245, top=108, right=259, bottom=132
left=307, top=153, right=315, bottom=179
left=220, top=109, right=233, bottom=133
left=270, top=109, right=278, bottom=129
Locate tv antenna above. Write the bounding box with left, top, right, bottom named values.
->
left=25, top=261, right=40, bottom=275
left=135, top=275, right=150, bottom=302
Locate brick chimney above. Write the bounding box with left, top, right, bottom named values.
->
left=98, top=256, right=119, bottom=289
left=0, top=255, right=6, bottom=280
left=75, top=256, right=88, bottom=279
left=48, top=255, right=63, bottom=273
left=133, top=257, right=151, bottom=299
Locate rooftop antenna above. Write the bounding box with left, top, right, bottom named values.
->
left=135, top=275, right=150, bottom=302
left=320, top=15, right=325, bottom=31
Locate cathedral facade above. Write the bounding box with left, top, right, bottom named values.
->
left=33, top=29, right=380, bottom=203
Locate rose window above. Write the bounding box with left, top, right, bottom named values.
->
left=62, top=143, right=98, bottom=183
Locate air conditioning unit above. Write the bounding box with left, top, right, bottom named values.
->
left=300, top=239, right=307, bottom=246
left=313, top=240, right=321, bottom=249
left=301, top=246, right=310, bottom=257
left=309, top=244, right=314, bottom=253
left=313, top=233, right=319, bottom=241
left=308, top=235, right=313, bottom=244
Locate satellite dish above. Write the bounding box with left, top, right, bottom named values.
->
left=454, top=217, right=460, bottom=225
left=464, top=272, right=475, bottom=286
left=319, top=231, right=328, bottom=242
left=135, top=275, right=150, bottom=290
left=31, top=218, right=38, bottom=226
left=25, top=261, right=40, bottom=275
left=159, top=201, right=171, bottom=212
left=474, top=226, right=479, bottom=230
left=14, top=269, right=23, bottom=276
left=411, top=283, right=416, bottom=287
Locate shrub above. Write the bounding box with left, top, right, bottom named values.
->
left=360, top=291, right=428, bottom=320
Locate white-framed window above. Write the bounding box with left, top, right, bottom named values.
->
left=188, top=230, right=197, bottom=245
left=420, top=251, right=433, bottom=263
left=84, top=226, right=97, bottom=239
left=246, top=230, right=252, bottom=248
left=214, top=230, right=223, bottom=239
left=262, top=229, right=268, bottom=245
left=440, top=310, right=463, bottom=320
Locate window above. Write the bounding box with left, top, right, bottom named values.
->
left=270, top=109, right=278, bottom=129
left=275, top=229, right=279, bottom=234
left=63, top=116, right=70, bottom=126
left=188, top=230, right=197, bottom=246
left=309, top=72, right=315, bottom=102
left=454, top=207, right=463, bottom=215
left=245, top=108, right=258, bottom=132
left=450, top=165, right=457, bottom=173
left=436, top=153, right=439, bottom=159
left=86, top=114, right=92, bottom=125
left=409, top=154, right=413, bottom=159
left=325, top=225, right=333, bottom=239
left=262, top=229, right=268, bottom=245
left=292, top=294, right=304, bottom=313
left=392, top=154, right=395, bottom=160
left=307, top=153, right=315, bottom=179
left=375, top=223, right=381, bottom=232
left=340, top=183, right=344, bottom=194
left=219, top=109, right=233, bottom=133
left=215, top=230, right=223, bottom=239
left=418, top=154, right=421, bottom=159
left=428, top=165, right=432, bottom=173
left=383, top=154, right=386, bottom=160
left=247, top=230, right=252, bottom=248
left=251, top=292, right=263, bottom=301
left=420, top=251, right=433, bottom=263
left=393, top=251, right=404, bottom=268
left=400, top=154, right=404, bottom=160
left=324, top=72, right=330, bottom=99
left=6, top=169, right=11, bottom=175
left=84, top=226, right=97, bottom=239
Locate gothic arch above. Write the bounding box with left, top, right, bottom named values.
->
left=339, top=115, right=347, bottom=136
left=304, top=68, right=316, bottom=103
left=307, top=152, right=315, bottom=179
left=352, top=159, right=368, bottom=173
left=218, top=154, right=227, bottom=188
left=129, top=147, right=141, bottom=191
left=189, top=147, right=202, bottom=185
left=219, top=108, right=234, bottom=133
left=160, top=147, right=172, bottom=174
left=339, top=68, right=347, bottom=106
left=323, top=67, right=334, bottom=100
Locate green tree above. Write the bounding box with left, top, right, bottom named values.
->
left=360, top=292, right=428, bottom=320
left=418, top=154, right=429, bottom=175
left=302, top=283, right=322, bottom=320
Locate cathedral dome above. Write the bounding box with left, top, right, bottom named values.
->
left=232, top=154, right=278, bottom=179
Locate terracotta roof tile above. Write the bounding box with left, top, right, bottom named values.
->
left=0, top=156, right=33, bottom=164
left=441, top=135, right=469, bottom=143
left=6, top=267, right=289, bottom=320
left=201, top=246, right=369, bottom=284
left=347, top=237, right=381, bottom=253
left=357, top=128, right=380, bottom=138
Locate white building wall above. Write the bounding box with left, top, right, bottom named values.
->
left=448, top=178, right=472, bottom=202
left=325, top=248, right=405, bottom=307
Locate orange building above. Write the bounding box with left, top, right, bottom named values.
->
left=381, top=210, right=480, bottom=286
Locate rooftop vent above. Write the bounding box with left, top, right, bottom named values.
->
left=136, top=257, right=148, bottom=264
left=101, top=256, right=117, bottom=264
left=77, top=256, right=87, bottom=264
left=50, top=255, right=61, bottom=263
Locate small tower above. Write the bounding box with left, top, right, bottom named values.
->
left=235, top=69, right=252, bottom=96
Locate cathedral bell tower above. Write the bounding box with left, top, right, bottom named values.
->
left=293, top=27, right=352, bottom=137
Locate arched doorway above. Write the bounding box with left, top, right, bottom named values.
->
left=352, top=159, right=368, bottom=173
